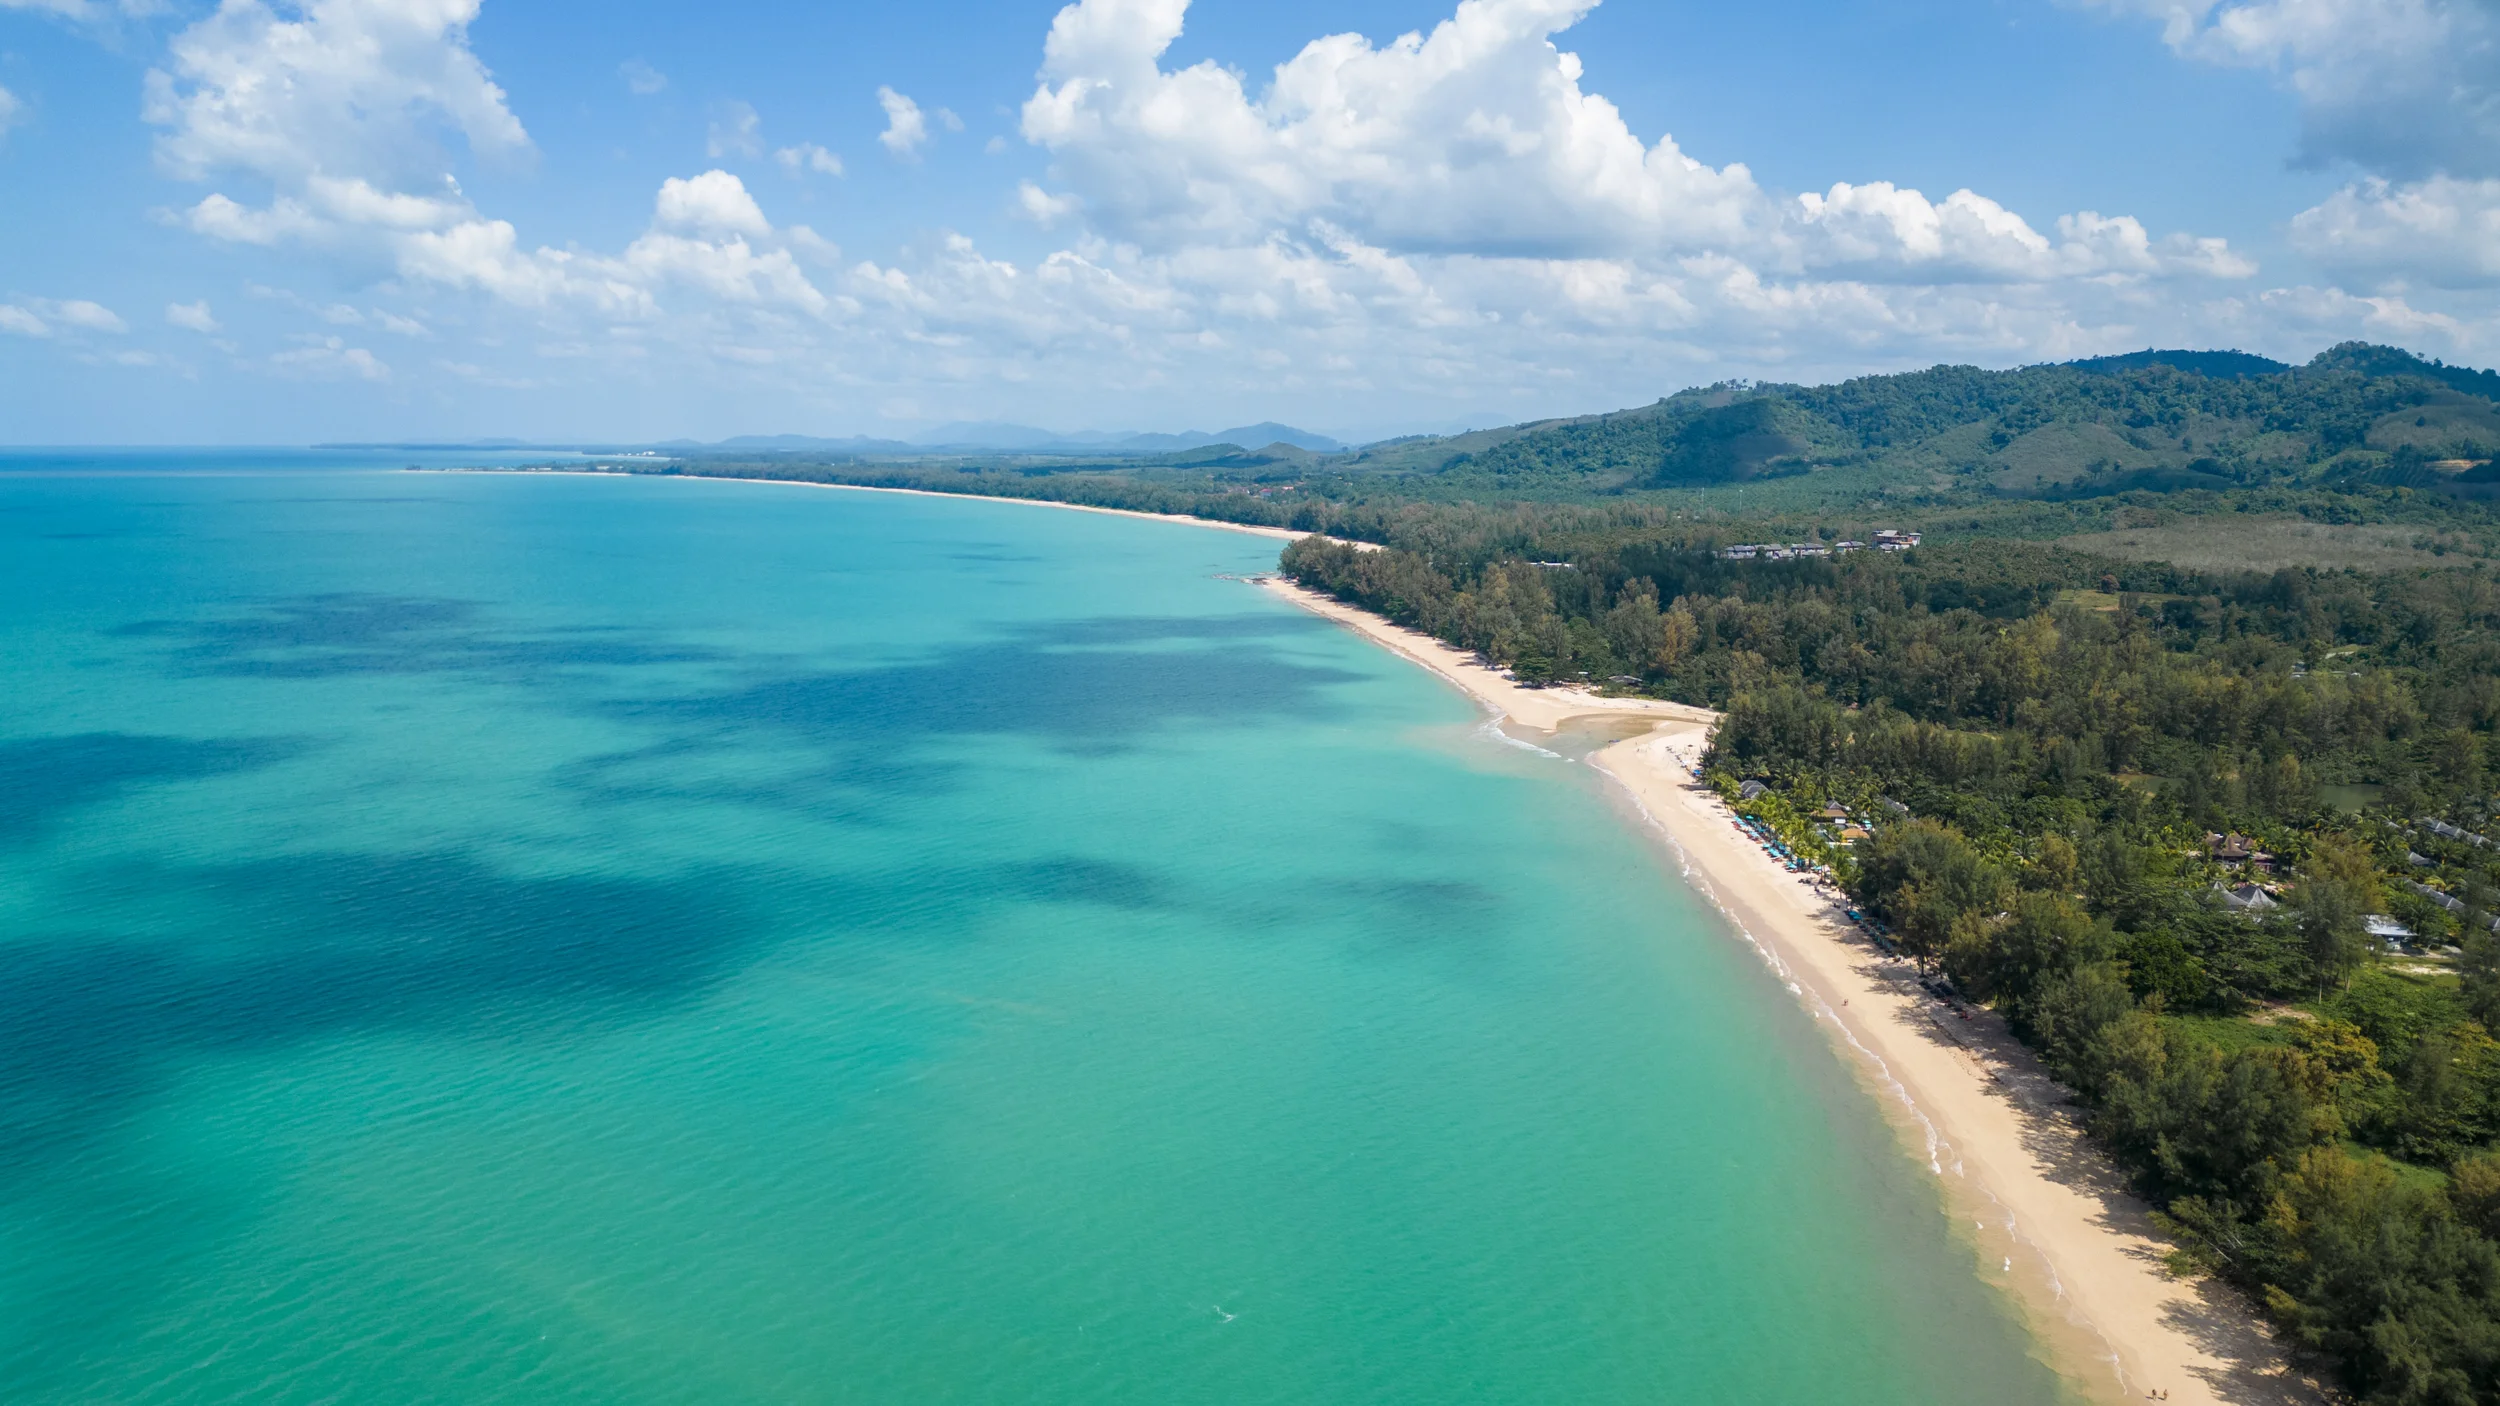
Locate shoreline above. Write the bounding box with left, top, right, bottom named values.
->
left=1259, top=577, right=2320, bottom=1406
left=426, top=467, right=1317, bottom=544
left=449, top=469, right=2313, bottom=1402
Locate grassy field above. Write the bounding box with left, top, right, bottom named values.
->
left=2055, top=516, right=2482, bottom=573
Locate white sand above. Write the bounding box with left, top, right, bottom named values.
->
left=1261, top=576, right=2323, bottom=1406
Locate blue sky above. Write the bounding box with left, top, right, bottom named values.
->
left=1, top=0, right=2494, bottom=443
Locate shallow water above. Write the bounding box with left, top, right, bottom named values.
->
left=0, top=461, right=2071, bottom=1404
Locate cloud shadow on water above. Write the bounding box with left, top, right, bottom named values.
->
left=114, top=593, right=726, bottom=680
left=0, top=733, right=298, bottom=848
left=609, top=612, right=1363, bottom=758
left=0, top=851, right=761, bottom=1182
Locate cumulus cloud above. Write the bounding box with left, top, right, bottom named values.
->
left=1016, top=180, right=1078, bottom=227
left=708, top=101, right=762, bottom=159
left=2095, top=0, right=2500, bottom=180
left=1016, top=0, right=2238, bottom=284
left=655, top=169, right=770, bottom=236
left=146, top=0, right=527, bottom=191
left=0, top=298, right=128, bottom=336
left=618, top=58, right=666, bottom=96
left=1793, top=182, right=2253, bottom=281
left=2094, top=0, right=2500, bottom=293
left=2292, top=176, right=2500, bottom=288
left=51, top=299, right=126, bottom=332
left=1023, top=0, right=1767, bottom=257
left=877, top=86, right=956, bottom=159
left=167, top=299, right=221, bottom=331
left=134, top=0, right=2470, bottom=431
left=137, top=1, right=826, bottom=328
left=776, top=142, right=843, bottom=177
left=387, top=168, right=827, bottom=319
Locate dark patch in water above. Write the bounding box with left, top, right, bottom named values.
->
left=994, top=857, right=1170, bottom=909
left=1321, top=877, right=1504, bottom=910
left=0, top=851, right=761, bottom=1187
left=0, top=733, right=296, bottom=846
left=116, top=593, right=723, bottom=679
left=614, top=613, right=1357, bottom=758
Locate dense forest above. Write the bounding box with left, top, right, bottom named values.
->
left=603, top=343, right=2500, bottom=1402
left=1279, top=535, right=2500, bottom=1402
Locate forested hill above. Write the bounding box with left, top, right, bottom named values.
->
left=1327, top=342, right=2500, bottom=503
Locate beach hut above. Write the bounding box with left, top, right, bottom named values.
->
left=2216, top=882, right=2278, bottom=914
left=1737, top=780, right=1770, bottom=801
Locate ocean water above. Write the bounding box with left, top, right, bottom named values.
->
left=0, top=460, right=2071, bottom=1404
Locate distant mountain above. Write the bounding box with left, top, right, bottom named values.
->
left=712, top=433, right=920, bottom=454
left=908, top=422, right=1097, bottom=450
left=316, top=438, right=551, bottom=450
left=1202, top=422, right=1344, bottom=453
left=905, top=420, right=1344, bottom=454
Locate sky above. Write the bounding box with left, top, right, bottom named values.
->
left=1, top=0, right=2496, bottom=444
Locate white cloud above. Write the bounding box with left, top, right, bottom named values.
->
left=306, top=173, right=467, bottom=228
left=2292, top=176, right=2500, bottom=288
left=1792, top=182, right=2253, bottom=281
left=1022, top=0, right=1766, bottom=257
left=50, top=299, right=127, bottom=332
left=130, top=0, right=2482, bottom=432
left=655, top=169, right=769, bottom=237
left=2094, top=0, right=2500, bottom=180
left=271, top=334, right=389, bottom=380
left=708, top=101, right=762, bottom=159
left=386, top=169, right=826, bottom=320
left=877, top=86, right=955, bottom=159
left=1014, top=0, right=2238, bottom=284
left=2088, top=1, right=2500, bottom=294
left=178, top=192, right=324, bottom=243
left=786, top=224, right=840, bottom=265
left=0, top=298, right=129, bottom=337
left=167, top=299, right=222, bottom=331
left=146, top=0, right=527, bottom=190
left=776, top=143, right=844, bottom=177
left=618, top=58, right=666, bottom=96
left=0, top=84, right=20, bottom=141
left=1016, top=180, right=1078, bottom=227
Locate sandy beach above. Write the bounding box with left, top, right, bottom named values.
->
left=1261, top=575, right=2321, bottom=1406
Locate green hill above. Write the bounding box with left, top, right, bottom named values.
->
left=1322, top=342, right=2500, bottom=507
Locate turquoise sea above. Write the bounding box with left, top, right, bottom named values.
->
left=0, top=456, right=2071, bottom=1404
